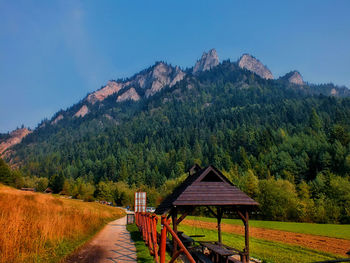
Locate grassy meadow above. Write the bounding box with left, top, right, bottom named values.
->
left=0, top=184, right=125, bottom=263
left=151, top=215, right=347, bottom=262
left=178, top=225, right=340, bottom=263
left=186, top=216, right=350, bottom=240
left=128, top=220, right=339, bottom=263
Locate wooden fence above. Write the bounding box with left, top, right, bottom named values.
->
left=135, top=212, right=195, bottom=263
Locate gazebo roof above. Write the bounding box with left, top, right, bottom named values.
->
left=155, top=165, right=258, bottom=215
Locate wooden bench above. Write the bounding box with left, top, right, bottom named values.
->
left=228, top=256, right=243, bottom=263
left=180, top=233, right=195, bottom=248
left=220, top=243, right=246, bottom=262
left=199, top=242, right=235, bottom=263
left=191, top=250, right=213, bottom=263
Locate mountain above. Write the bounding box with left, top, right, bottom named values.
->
left=193, top=49, right=219, bottom=74
left=70, top=62, right=186, bottom=119
left=86, top=62, right=185, bottom=104
left=238, top=54, right=274, bottom=79
left=3, top=49, right=350, bottom=187
left=281, top=71, right=304, bottom=85
left=28, top=49, right=349, bottom=127
left=3, top=49, right=350, bottom=224
left=0, top=128, right=31, bottom=156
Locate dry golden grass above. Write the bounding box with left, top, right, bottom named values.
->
left=0, top=184, right=125, bottom=263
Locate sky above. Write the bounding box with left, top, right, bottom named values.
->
left=0, top=0, right=350, bottom=133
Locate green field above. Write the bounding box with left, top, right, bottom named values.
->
left=187, top=216, right=350, bottom=240
left=129, top=217, right=347, bottom=263
left=127, top=224, right=155, bottom=263
left=178, top=224, right=340, bottom=263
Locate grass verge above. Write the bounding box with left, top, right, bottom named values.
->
left=126, top=224, right=154, bottom=263
left=186, top=216, right=350, bottom=240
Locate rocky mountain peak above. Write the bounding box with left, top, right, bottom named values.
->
left=0, top=128, right=31, bottom=155
left=85, top=62, right=186, bottom=106
left=193, top=48, right=219, bottom=74
left=74, top=105, right=89, bottom=118
left=137, top=62, right=185, bottom=98
left=87, top=81, right=123, bottom=104
left=117, top=88, right=141, bottom=102
left=285, top=71, right=304, bottom=85
left=150, top=62, right=173, bottom=82
left=238, top=54, right=273, bottom=80
left=51, top=114, right=64, bottom=125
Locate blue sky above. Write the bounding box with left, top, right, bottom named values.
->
left=0, top=0, right=349, bottom=133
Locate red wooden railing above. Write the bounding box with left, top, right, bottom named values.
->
left=135, top=212, right=195, bottom=263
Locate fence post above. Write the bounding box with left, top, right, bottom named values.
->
left=140, top=213, right=144, bottom=239
left=160, top=215, right=167, bottom=263
left=152, top=214, right=159, bottom=263
left=144, top=214, right=148, bottom=245
left=146, top=214, right=153, bottom=253
left=142, top=213, right=146, bottom=241
left=143, top=213, right=147, bottom=241
left=146, top=214, right=151, bottom=248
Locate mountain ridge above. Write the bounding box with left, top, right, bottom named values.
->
left=2, top=49, right=350, bottom=154
left=3, top=54, right=350, bottom=217
left=63, top=49, right=349, bottom=123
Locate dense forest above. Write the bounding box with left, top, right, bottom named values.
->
left=2, top=61, right=350, bottom=223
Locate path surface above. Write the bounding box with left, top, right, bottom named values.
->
left=183, top=219, right=350, bottom=257
left=65, top=216, right=137, bottom=263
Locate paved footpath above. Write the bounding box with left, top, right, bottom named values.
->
left=65, top=216, right=137, bottom=263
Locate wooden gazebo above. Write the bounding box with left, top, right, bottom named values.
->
left=155, top=164, right=259, bottom=262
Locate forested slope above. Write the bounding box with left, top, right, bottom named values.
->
left=4, top=60, right=350, bottom=223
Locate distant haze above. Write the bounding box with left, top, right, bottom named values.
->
left=1, top=0, right=350, bottom=133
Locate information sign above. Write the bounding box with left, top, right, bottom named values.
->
left=134, top=192, right=147, bottom=212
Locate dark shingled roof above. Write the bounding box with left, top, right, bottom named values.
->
left=155, top=165, right=259, bottom=215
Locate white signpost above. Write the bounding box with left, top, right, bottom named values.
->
left=134, top=192, right=147, bottom=212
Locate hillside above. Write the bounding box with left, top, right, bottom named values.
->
left=2, top=50, right=350, bottom=223
left=0, top=128, right=31, bottom=156
left=0, top=184, right=124, bottom=263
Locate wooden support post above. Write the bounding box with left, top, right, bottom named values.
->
left=217, top=207, right=223, bottom=244
left=160, top=216, right=167, bottom=263
left=176, top=212, right=188, bottom=225
left=237, top=209, right=249, bottom=263
left=167, top=208, right=174, bottom=219
left=169, top=249, right=184, bottom=263
left=206, top=206, right=218, bottom=218
left=245, top=209, right=249, bottom=263
left=172, top=207, right=178, bottom=256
